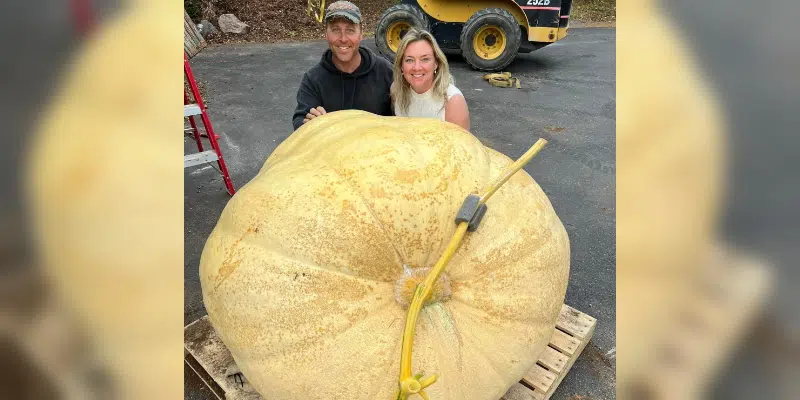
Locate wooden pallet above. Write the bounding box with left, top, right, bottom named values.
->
left=620, top=245, right=773, bottom=399
left=502, top=305, right=597, bottom=400
left=184, top=304, right=597, bottom=400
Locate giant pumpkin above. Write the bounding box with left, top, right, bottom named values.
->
left=199, top=110, right=570, bottom=399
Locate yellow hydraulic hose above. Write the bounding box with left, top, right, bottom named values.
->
left=395, top=138, right=548, bottom=399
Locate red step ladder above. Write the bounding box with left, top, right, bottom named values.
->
left=70, top=0, right=93, bottom=36
left=184, top=53, right=236, bottom=196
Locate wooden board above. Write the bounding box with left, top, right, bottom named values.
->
left=505, top=304, right=597, bottom=400
left=619, top=245, right=772, bottom=400
left=184, top=305, right=596, bottom=400
left=184, top=316, right=260, bottom=400
left=184, top=9, right=206, bottom=58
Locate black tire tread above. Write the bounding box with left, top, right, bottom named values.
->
left=459, top=8, right=522, bottom=72
left=375, top=4, right=429, bottom=61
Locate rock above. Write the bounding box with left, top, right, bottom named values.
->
left=198, top=19, right=219, bottom=37
left=218, top=14, right=248, bottom=34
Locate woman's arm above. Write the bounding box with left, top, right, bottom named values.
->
left=445, top=94, right=470, bottom=131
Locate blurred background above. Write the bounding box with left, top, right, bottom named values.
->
left=662, top=0, right=798, bottom=398
left=1, top=1, right=183, bottom=399
left=617, top=1, right=797, bottom=398
left=0, top=0, right=796, bottom=399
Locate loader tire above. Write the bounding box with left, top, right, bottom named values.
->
left=460, top=8, right=521, bottom=72
left=375, top=4, right=429, bottom=62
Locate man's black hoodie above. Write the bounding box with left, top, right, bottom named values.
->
left=292, top=46, right=394, bottom=130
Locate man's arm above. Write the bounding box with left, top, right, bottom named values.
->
left=292, top=73, right=322, bottom=130
left=379, top=57, right=396, bottom=116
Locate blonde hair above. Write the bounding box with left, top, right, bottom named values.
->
left=390, top=29, right=453, bottom=116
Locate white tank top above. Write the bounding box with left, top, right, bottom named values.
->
left=394, top=84, right=463, bottom=120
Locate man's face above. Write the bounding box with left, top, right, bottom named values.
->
left=326, top=19, right=361, bottom=64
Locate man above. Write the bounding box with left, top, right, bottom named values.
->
left=291, top=1, right=394, bottom=130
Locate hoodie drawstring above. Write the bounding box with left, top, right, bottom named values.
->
left=340, top=74, right=358, bottom=109
left=340, top=72, right=345, bottom=110
left=350, top=78, right=357, bottom=109
left=331, top=48, right=368, bottom=110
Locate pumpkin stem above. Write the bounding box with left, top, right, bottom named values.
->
left=396, top=138, right=548, bottom=396
left=394, top=266, right=452, bottom=309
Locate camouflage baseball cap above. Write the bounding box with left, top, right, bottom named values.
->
left=324, top=1, right=362, bottom=24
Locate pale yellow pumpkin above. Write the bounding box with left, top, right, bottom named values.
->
left=200, top=110, right=570, bottom=400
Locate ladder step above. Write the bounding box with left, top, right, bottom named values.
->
left=184, top=150, right=218, bottom=168
left=184, top=104, right=202, bottom=117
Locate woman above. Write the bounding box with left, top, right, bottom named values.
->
left=390, top=29, right=470, bottom=130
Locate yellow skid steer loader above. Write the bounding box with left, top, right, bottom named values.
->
left=375, top=0, right=573, bottom=71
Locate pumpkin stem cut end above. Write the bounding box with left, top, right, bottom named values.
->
left=394, top=266, right=452, bottom=309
